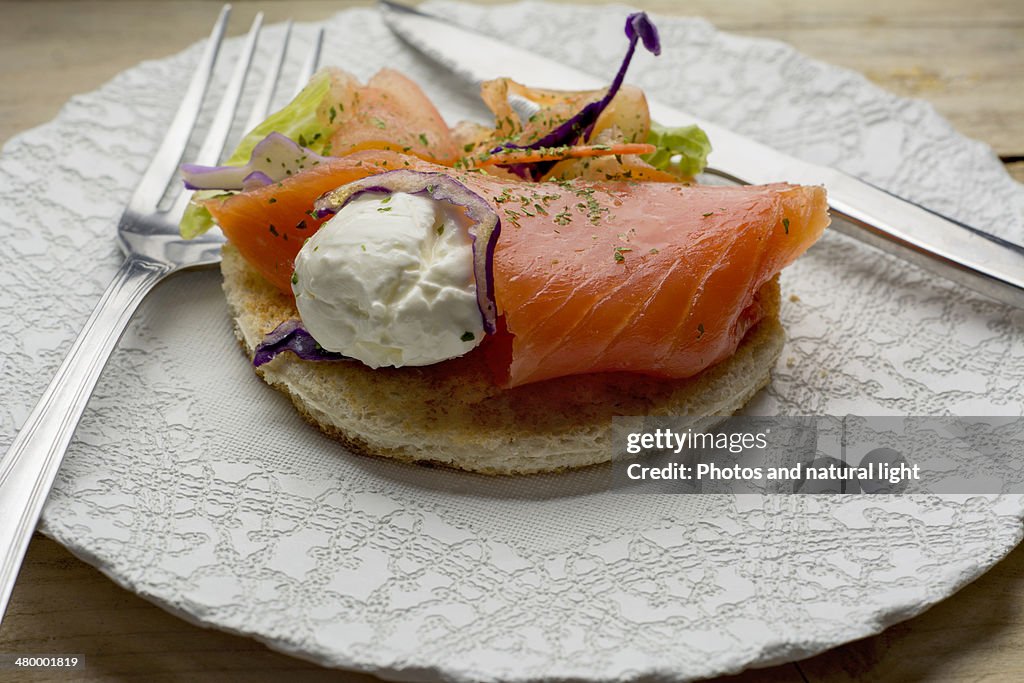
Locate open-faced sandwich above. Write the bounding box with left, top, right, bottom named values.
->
left=180, top=13, right=829, bottom=474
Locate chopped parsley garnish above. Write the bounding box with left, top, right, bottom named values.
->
left=582, top=192, right=607, bottom=224
left=697, top=323, right=705, bottom=339
left=372, top=117, right=387, bottom=129
left=460, top=331, right=475, bottom=342
left=377, top=206, right=392, bottom=213
left=702, top=211, right=714, bottom=218
left=419, top=133, right=429, bottom=146
left=291, top=272, right=298, bottom=285
left=613, top=246, right=633, bottom=263
left=782, top=217, right=790, bottom=234
left=328, top=106, right=337, bottom=124
left=268, top=197, right=277, bottom=204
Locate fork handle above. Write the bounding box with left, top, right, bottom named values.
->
left=0, top=254, right=173, bottom=623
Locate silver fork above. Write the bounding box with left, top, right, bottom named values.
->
left=0, top=5, right=324, bottom=624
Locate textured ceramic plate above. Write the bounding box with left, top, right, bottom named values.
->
left=2, top=2, right=1023, bottom=681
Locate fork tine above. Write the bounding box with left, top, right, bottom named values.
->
left=242, top=20, right=293, bottom=134
left=127, top=4, right=231, bottom=214
left=168, top=11, right=263, bottom=220
left=192, top=12, right=264, bottom=167
left=170, top=18, right=326, bottom=221
left=293, top=27, right=324, bottom=97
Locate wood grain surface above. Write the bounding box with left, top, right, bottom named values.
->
left=0, top=1, right=1022, bottom=681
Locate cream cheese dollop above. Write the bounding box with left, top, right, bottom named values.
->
left=291, top=192, right=484, bottom=368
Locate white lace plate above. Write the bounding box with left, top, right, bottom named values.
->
left=2, top=2, right=1023, bottom=681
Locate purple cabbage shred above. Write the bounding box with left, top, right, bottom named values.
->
left=492, top=12, right=661, bottom=179
left=252, top=320, right=349, bottom=367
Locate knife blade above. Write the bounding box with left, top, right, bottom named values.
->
left=379, top=0, right=1024, bottom=309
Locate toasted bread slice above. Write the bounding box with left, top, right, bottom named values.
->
left=221, top=244, right=784, bottom=474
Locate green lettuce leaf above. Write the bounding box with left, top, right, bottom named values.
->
left=179, top=192, right=220, bottom=240
left=642, top=123, right=712, bottom=179
left=224, top=69, right=333, bottom=165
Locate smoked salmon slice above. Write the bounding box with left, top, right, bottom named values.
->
left=443, top=172, right=829, bottom=387
left=211, top=151, right=828, bottom=387
left=322, top=68, right=460, bottom=165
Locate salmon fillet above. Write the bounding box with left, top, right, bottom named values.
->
left=450, top=174, right=829, bottom=386
left=206, top=153, right=828, bottom=386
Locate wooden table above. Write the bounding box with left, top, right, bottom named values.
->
left=1, top=1, right=1021, bottom=681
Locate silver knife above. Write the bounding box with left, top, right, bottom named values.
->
left=379, top=0, right=1024, bottom=309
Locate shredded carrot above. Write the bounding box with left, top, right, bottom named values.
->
left=467, top=143, right=656, bottom=168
